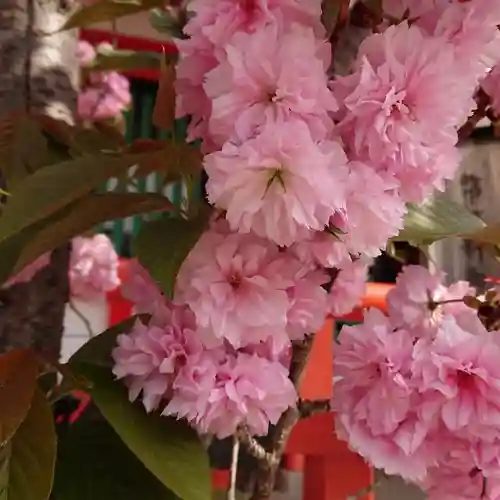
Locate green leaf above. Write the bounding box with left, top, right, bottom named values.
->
left=0, top=349, right=38, bottom=445
left=61, top=0, right=168, bottom=30
left=72, top=364, right=211, bottom=500
left=149, top=8, right=186, bottom=39
left=52, top=416, right=177, bottom=500
left=0, top=152, right=151, bottom=246
left=394, top=196, right=486, bottom=246
left=15, top=192, right=173, bottom=273
left=0, top=387, right=57, bottom=500
left=69, top=314, right=148, bottom=369
left=134, top=213, right=210, bottom=299
left=85, top=49, right=165, bottom=73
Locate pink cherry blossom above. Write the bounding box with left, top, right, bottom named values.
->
left=482, top=65, right=500, bottom=116
left=204, top=23, right=336, bottom=144
left=69, top=235, right=120, bottom=300
left=175, top=228, right=296, bottom=348
left=164, top=351, right=297, bottom=438
left=419, top=447, right=485, bottom=500
left=205, top=120, right=348, bottom=247
left=175, top=36, right=218, bottom=146
left=77, top=40, right=96, bottom=66
left=412, top=315, right=500, bottom=442
left=112, top=302, right=202, bottom=413
left=382, top=0, right=451, bottom=21
left=241, top=336, right=292, bottom=367
left=328, top=259, right=369, bottom=316
left=120, top=259, right=165, bottom=317
left=333, top=309, right=434, bottom=480
left=418, top=442, right=500, bottom=500
left=285, top=267, right=329, bottom=341
left=386, top=265, right=444, bottom=330
left=184, top=0, right=323, bottom=49
left=386, top=265, right=479, bottom=334
left=290, top=225, right=351, bottom=270
left=418, top=0, right=500, bottom=83
left=342, top=163, right=406, bottom=256
left=78, top=72, right=131, bottom=121
left=331, top=22, right=472, bottom=203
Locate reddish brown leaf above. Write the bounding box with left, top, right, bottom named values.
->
left=152, top=52, right=176, bottom=131
left=0, top=348, right=38, bottom=445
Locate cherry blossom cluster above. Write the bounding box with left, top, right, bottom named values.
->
left=111, top=0, right=500, bottom=448
left=77, top=41, right=132, bottom=122
left=334, top=0, right=500, bottom=208
left=4, top=235, right=120, bottom=301
left=112, top=219, right=368, bottom=437
left=334, top=265, right=500, bottom=500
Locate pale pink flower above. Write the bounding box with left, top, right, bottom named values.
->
left=331, top=22, right=471, bottom=202
left=329, top=259, right=369, bottom=316
left=77, top=40, right=96, bottom=66
left=78, top=72, right=131, bottom=121
left=112, top=302, right=202, bottom=413
left=205, top=120, right=348, bottom=247
left=420, top=451, right=481, bottom=500
left=120, top=259, right=165, bottom=317
left=176, top=229, right=296, bottom=348
left=165, top=351, right=297, bottom=438
left=333, top=309, right=433, bottom=479
left=175, top=36, right=218, bottom=146
left=204, top=23, right=336, bottom=144
left=412, top=315, right=500, bottom=442
left=290, top=225, right=351, bottom=270
left=418, top=0, right=500, bottom=83
left=336, top=411, right=436, bottom=481
left=387, top=265, right=478, bottom=333
left=4, top=253, right=51, bottom=287
left=482, top=65, right=500, bottom=116
left=286, top=267, right=329, bottom=340
left=418, top=444, right=500, bottom=500
left=69, top=235, right=120, bottom=299
left=382, top=0, right=451, bottom=21
left=241, top=336, right=292, bottom=367
left=387, top=265, right=444, bottom=330
left=184, top=0, right=323, bottom=48
left=343, top=163, right=406, bottom=256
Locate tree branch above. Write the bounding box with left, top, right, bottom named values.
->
left=236, top=427, right=271, bottom=462
left=248, top=335, right=316, bottom=500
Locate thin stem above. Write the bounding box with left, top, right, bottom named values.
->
left=227, top=434, right=240, bottom=500
left=69, top=299, right=94, bottom=339
left=432, top=298, right=465, bottom=307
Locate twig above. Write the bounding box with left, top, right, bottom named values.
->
left=69, top=299, right=94, bottom=338
left=227, top=434, right=240, bottom=500
left=458, top=88, right=490, bottom=142
left=237, top=427, right=271, bottom=462
left=298, top=399, right=331, bottom=419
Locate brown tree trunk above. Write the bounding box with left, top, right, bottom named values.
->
left=0, top=0, right=78, bottom=360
